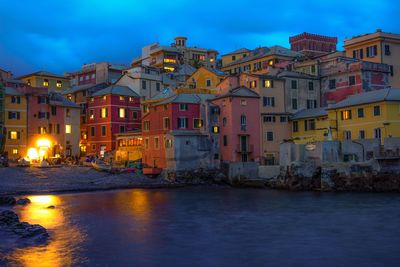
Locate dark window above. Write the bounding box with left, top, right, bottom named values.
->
left=359, top=130, right=365, bottom=139
left=291, top=80, right=297, bottom=89
left=385, top=45, right=391, bottom=56
left=206, top=80, right=211, bottom=87
left=11, top=96, right=20, bottom=104
left=232, top=55, right=236, bottom=61
left=263, top=97, right=275, bottom=107
left=307, top=99, right=317, bottom=109
left=179, top=103, right=188, bottom=111
left=311, top=65, right=316, bottom=73
left=132, top=111, right=138, bottom=120
left=156, top=83, right=161, bottom=91
left=56, top=124, right=60, bottom=134
left=266, top=132, right=274, bottom=141
left=373, top=106, right=380, bottom=116
left=359, top=48, right=364, bottom=59
left=292, top=98, right=298, bottom=110
left=329, top=79, right=336, bottom=89
left=223, top=135, right=228, bottom=146
left=263, top=116, right=275, bottom=123
left=349, top=76, right=356, bottom=86
left=91, top=126, right=95, bottom=137
left=141, top=80, right=146, bottom=89
left=357, top=108, right=364, bottom=118
left=293, top=121, right=298, bottom=132
left=48, top=124, right=52, bottom=134
left=280, top=116, right=287, bottom=122
left=51, top=106, right=57, bottom=116
left=390, top=65, right=394, bottom=76
left=101, top=126, right=106, bottom=136
left=308, top=82, right=314, bottom=91
left=119, top=125, right=125, bottom=133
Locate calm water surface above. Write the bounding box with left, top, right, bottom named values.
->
left=3, top=188, right=400, bottom=266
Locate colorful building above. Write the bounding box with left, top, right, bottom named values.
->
left=86, top=85, right=141, bottom=155
left=131, top=37, right=218, bottom=71
left=211, top=86, right=261, bottom=163
left=221, top=48, right=250, bottom=68
left=290, top=108, right=329, bottom=144
left=114, top=131, right=143, bottom=163
left=344, top=29, right=400, bottom=88
left=18, top=71, right=70, bottom=92
left=186, top=66, right=227, bottom=90
left=289, top=32, right=337, bottom=57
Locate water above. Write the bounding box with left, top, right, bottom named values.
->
left=2, top=188, right=400, bottom=266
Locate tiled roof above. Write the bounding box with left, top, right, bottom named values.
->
left=63, top=83, right=99, bottom=94
left=18, top=71, right=67, bottom=80
left=175, top=64, right=197, bottom=76
left=214, top=86, right=259, bottom=100
left=222, top=48, right=250, bottom=56
left=49, top=93, right=80, bottom=108
left=328, top=88, right=400, bottom=109
left=91, top=85, right=140, bottom=97
left=203, top=66, right=226, bottom=76
left=291, top=108, right=327, bottom=120
left=277, top=70, right=319, bottom=79
left=155, top=93, right=215, bottom=106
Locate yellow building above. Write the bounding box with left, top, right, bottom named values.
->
left=291, top=88, right=400, bottom=144
left=114, top=131, right=143, bottom=163
left=221, top=46, right=302, bottom=75
left=291, top=108, right=330, bottom=144
left=186, top=66, right=227, bottom=90
left=221, top=48, right=250, bottom=67
left=4, top=88, right=28, bottom=159
left=344, top=30, right=400, bottom=88
left=19, top=71, right=70, bottom=91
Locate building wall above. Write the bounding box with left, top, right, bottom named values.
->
left=116, top=73, right=163, bottom=100
left=64, top=107, right=80, bottom=157
left=221, top=51, right=249, bottom=68
left=21, top=76, right=70, bottom=92
left=291, top=116, right=330, bottom=144
left=187, top=67, right=225, bottom=89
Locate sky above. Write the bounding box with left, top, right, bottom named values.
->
left=0, top=0, right=399, bottom=76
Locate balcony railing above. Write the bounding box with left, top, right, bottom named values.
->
left=236, top=144, right=254, bottom=153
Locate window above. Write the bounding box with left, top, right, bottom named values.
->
left=291, top=80, right=297, bottom=89
left=101, top=107, right=108, bottom=118
left=373, top=106, right=380, bottom=116
left=179, top=103, right=188, bottom=111
left=91, top=144, right=96, bottom=151
left=132, top=111, right=138, bottom=120
left=48, top=123, right=53, bottom=134
left=308, top=82, right=314, bottom=91
left=359, top=130, right=365, bottom=139
left=193, top=118, right=203, bottom=129
left=266, top=131, right=274, bottom=141
left=223, top=135, right=228, bottom=146
left=268, top=60, right=274, bottom=66
left=163, top=117, right=170, bottom=129
left=292, top=98, right=298, bottom=110
left=12, top=149, right=18, bottom=155
left=366, top=45, right=378, bottom=57
left=56, top=80, right=62, bottom=88
left=38, top=96, right=47, bottom=104
left=240, top=115, right=246, bottom=126
left=280, top=116, right=288, bottom=122
left=341, top=110, right=352, bottom=120
left=304, top=119, right=315, bottom=131
left=91, top=126, right=95, bottom=137
left=349, top=76, right=356, bottom=86
left=119, top=96, right=125, bottom=101
left=206, top=79, right=211, bottom=87
left=263, top=97, right=275, bottom=107
left=344, top=131, right=352, bottom=140
left=90, top=97, right=94, bottom=103
left=51, top=106, right=57, bottom=116
left=390, top=65, right=394, bottom=76
left=250, top=80, right=257, bottom=88
left=156, top=83, right=161, bottom=91
left=144, top=138, right=149, bottom=149
left=91, top=74, right=95, bottom=79
left=66, top=108, right=70, bottom=117
left=141, top=80, right=147, bottom=89
left=374, top=128, right=381, bottom=139
left=329, top=79, right=336, bottom=89
left=154, top=137, right=159, bottom=149
left=311, top=65, right=316, bottom=73
left=38, top=127, right=46, bottom=134
left=101, top=125, right=107, bottom=136
left=177, top=117, right=188, bottom=129
left=143, top=121, right=150, bottom=131
left=38, top=112, right=48, bottom=119
left=65, top=125, right=71, bottom=134
left=82, top=116, right=86, bottom=124
left=264, top=79, right=273, bottom=88
left=385, top=45, right=391, bottom=56
left=85, top=75, right=89, bottom=81
left=43, top=79, right=49, bottom=87
left=11, top=96, right=21, bottom=104
left=263, top=116, right=275, bottom=123
left=119, top=125, right=125, bottom=133
left=8, top=111, right=20, bottom=120
left=293, top=121, right=298, bottom=132
left=357, top=108, right=364, bottom=118
left=240, top=99, right=247, bottom=106
left=119, top=108, right=126, bottom=118
left=222, top=117, right=227, bottom=126
left=102, top=96, right=107, bottom=101
left=165, top=139, right=173, bottom=148
left=232, top=55, right=236, bottom=61
left=89, top=109, right=94, bottom=119
left=307, top=99, right=317, bottom=109
left=56, top=124, right=60, bottom=134
left=213, top=126, right=220, bottom=133
left=79, top=76, right=84, bottom=82
left=8, top=131, right=19, bottom=140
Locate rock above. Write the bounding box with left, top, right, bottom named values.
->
left=214, top=172, right=226, bottom=183
left=16, top=198, right=31, bottom=205
left=46, top=205, right=55, bottom=209
left=0, top=210, right=19, bottom=225
left=0, top=196, right=17, bottom=206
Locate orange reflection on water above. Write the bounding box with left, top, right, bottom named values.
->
left=11, top=195, right=86, bottom=267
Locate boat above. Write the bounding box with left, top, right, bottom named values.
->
left=91, top=161, right=112, bottom=172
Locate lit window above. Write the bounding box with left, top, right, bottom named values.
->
left=164, top=66, right=175, bottom=72
left=102, top=96, right=107, bottom=101
left=119, top=108, right=126, bottom=118
left=90, top=97, right=94, bottom=103
left=163, top=58, right=177, bottom=63
left=119, top=96, right=125, bottom=101
left=65, top=125, right=71, bottom=134
left=193, top=119, right=203, bottom=129
left=268, top=60, right=274, bottom=66
left=43, top=79, right=49, bottom=87
left=264, top=80, right=272, bottom=88
left=250, top=80, right=257, bottom=88
left=341, top=110, right=352, bottom=120
left=12, top=149, right=18, bottom=155
left=101, top=107, right=107, bottom=118
left=9, top=131, right=18, bottom=140
left=89, top=109, right=94, bottom=119
left=241, top=100, right=247, bottom=106
left=56, top=80, right=62, bottom=88
left=213, top=126, right=220, bottom=133
left=165, top=139, right=173, bottom=148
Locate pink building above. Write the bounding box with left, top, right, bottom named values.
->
left=86, top=85, right=141, bottom=155
left=211, top=86, right=261, bottom=162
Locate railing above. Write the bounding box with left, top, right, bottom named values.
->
left=236, top=144, right=254, bottom=153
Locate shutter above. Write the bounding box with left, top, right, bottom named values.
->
left=340, top=111, right=344, bottom=120
left=374, top=45, right=377, bottom=56
left=17, top=131, right=20, bottom=139
left=106, top=108, right=108, bottom=117
left=271, top=80, right=274, bottom=88
left=360, top=49, right=363, bottom=59
left=125, top=108, right=128, bottom=118
left=366, top=47, right=370, bottom=57
left=8, top=131, right=11, bottom=139
left=263, top=97, right=267, bottom=106
left=47, top=112, right=50, bottom=119
left=8, top=112, right=11, bottom=119
left=272, top=97, right=275, bottom=107
left=353, top=50, right=356, bottom=58
left=17, top=112, right=20, bottom=120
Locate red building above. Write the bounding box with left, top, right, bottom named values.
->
left=290, top=32, right=337, bottom=57
left=86, top=85, right=141, bottom=155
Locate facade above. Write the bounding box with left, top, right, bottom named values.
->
left=221, top=46, right=302, bottom=75
left=132, top=37, right=218, bottom=71
left=114, top=131, right=143, bottom=163
left=141, top=93, right=218, bottom=171
left=211, top=86, right=261, bottom=163
left=18, top=71, right=70, bottom=92
left=289, top=32, right=337, bottom=57
left=290, top=108, right=329, bottom=144
left=86, top=85, right=141, bottom=155
left=221, top=48, right=250, bottom=68
left=186, top=66, right=227, bottom=90
left=0, top=68, right=12, bottom=80
left=344, top=29, right=400, bottom=88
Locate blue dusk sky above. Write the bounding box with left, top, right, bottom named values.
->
left=0, top=0, right=399, bottom=76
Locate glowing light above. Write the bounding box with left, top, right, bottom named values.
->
left=27, top=148, right=39, bottom=160
left=37, top=139, right=51, bottom=148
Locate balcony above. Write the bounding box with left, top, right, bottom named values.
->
left=236, top=144, right=254, bottom=153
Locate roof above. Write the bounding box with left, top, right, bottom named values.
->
left=155, top=93, right=215, bottom=106
left=223, top=46, right=303, bottom=68
left=291, top=108, right=328, bottom=120
left=63, top=83, right=98, bottom=94
left=5, top=87, right=23, bottom=96
left=175, top=64, right=197, bottom=76
left=91, top=85, right=140, bottom=97
left=277, top=70, right=319, bottom=79
left=18, top=71, right=68, bottom=80
left=203, top=66, right=226, bottom=76
left=222, top=48, right=250, bottom=56
left=49, top=93, right=80, bottom=108
left=213, top=86, right=259, bottom=100
left=149, top=87, right=175, bottom=101
left=328, top=88, right=400, bottom=109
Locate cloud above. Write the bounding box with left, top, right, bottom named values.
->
left=0, top=0, right=398, bottom=75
